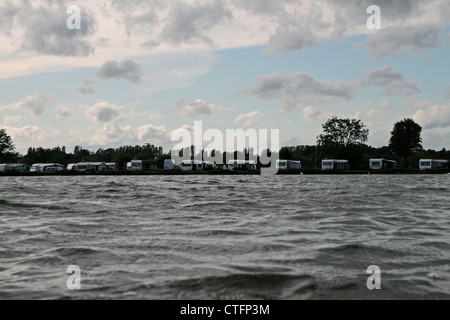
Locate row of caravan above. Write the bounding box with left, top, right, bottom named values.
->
left=321, top=158, right=398, bottom=170
left=0, top=162, right=118, bottom=172
left=154, top=158, right=449, bottom=171
left=1, top=158, right=448, bottom=173
left=66, top=162, right=117, bottom=172
left=168, top=160, right=296, bottom=171
left=0, top=163, right=66, bottom=172
left=163, top=159, right=256, bottom=171
left=321, top=158, right=449, bottom=170
left=0, top=164, right=31, bottom=172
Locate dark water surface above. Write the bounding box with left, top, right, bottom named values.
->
left=0, top=175, right=449, bottom=299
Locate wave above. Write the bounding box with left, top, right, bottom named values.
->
left=158, top=273, right=317, bottom=300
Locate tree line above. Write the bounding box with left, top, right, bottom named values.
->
left=1, top=117, right=449, bottom=169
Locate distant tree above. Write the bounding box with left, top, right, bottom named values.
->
left=279, top=147, right=293, bottom=160
left=317, top=116, right=369, bottom=148
left=389, top=118, right=422, bottom=168
left=0, top=129, right=16, bottom=162
left=317, top=117, right=369, bottom=169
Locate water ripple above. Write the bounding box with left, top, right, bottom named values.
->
left=0, top=175, right=449, bottom=299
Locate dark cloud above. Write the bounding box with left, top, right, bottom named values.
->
left=264, top=21, right=317, bottom=55
left=234, top=0, right=292, bottom=17
left=75, top=78, right=96, bottom=94
left=53, top=106, right=75, bottom=120
left=327, top=0, right=424, bottom=39
left=76, top=86, right=95, bottom=94
left=141, top=40, right=160, bottom=49
left=361, top=65, right=420, bottom=96
left=328, top=0, right=421, bottom=21
left=96, top=60, right=144, bottom=84
left=251, top=73, right=357, bottom=113
left=263, top=3, right=330, bottom=54
left=15, top=2, right=96, bottom=56
left=159, top=0, right=232, bottom=45
left=0, top=0, right=20, bottom=35
left=110, top=0, right=165, bottom=36
left=85, top=102, right=123, bottom=123
left=363, top=24, right=441, bottom=59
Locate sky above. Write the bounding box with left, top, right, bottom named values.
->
left=0, top=0, right=449, bottom=155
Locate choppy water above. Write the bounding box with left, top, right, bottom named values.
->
left=0, top=175, right=449, bottom=300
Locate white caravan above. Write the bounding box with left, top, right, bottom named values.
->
left=419, top=159, right=449, bottom=170
left=69, top=162, right=114, bottom=172
left=164, top=159, right=176, bottom=170
left=321, top=159, right=349, bottom=170
left=0, top=164, right=31, bottom=172
left=228, top=160, right=257, bottom=171
left=30, top=163, right=65, bottom=172
left=369, top=159, right=397, bottom=170
left=276, top=160, right=301, bottom=170
left=180, top=160, right=204, bottom=171
left=127, top=160, right=156, bottom=171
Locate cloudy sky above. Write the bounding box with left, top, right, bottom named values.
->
left=1, top=0, right=449, bottom=154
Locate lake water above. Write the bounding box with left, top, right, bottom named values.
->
left=0, top=175, right=449, bottom=299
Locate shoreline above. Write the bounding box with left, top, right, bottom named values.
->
left=0, top=169, right=449, bottom=176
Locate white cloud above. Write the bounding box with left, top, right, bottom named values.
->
left=137, top=124, right=168, bottom=142
left=0, top=0, right=447, bottom=79
left=412, top=102, right=450, bottom=130
left=350, top=100, right=395, bottom=134
left=86, top=122, right=136, bottom=147
left=2, top=125, right=51, bottom=151
left=128, top=109, right=164, bottom=121
left=251, top=72, right=357, bottom=113
left=420, top=127, right=450, bottom=150
left=171, top=124, right=194, bottom=136
left=173, top=69, right=188, bottom=77
left=6, top=125, right=43, bottom=140
left=85, top=121, right=171, bottom=147
left=302, top=106, right=332, bottom=123
left=361, top=65, right=420, bottom=96
left=234, top=111, right=264, bottom=127
left=3, top=115, right=24, bottom=126
left=172, top=99, right=228, bottom=117
left=405, top=97, right=433, bottom=113
left=0, top=94, right=50, bottom=117
left=85, top=101, right=123, bottom=123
